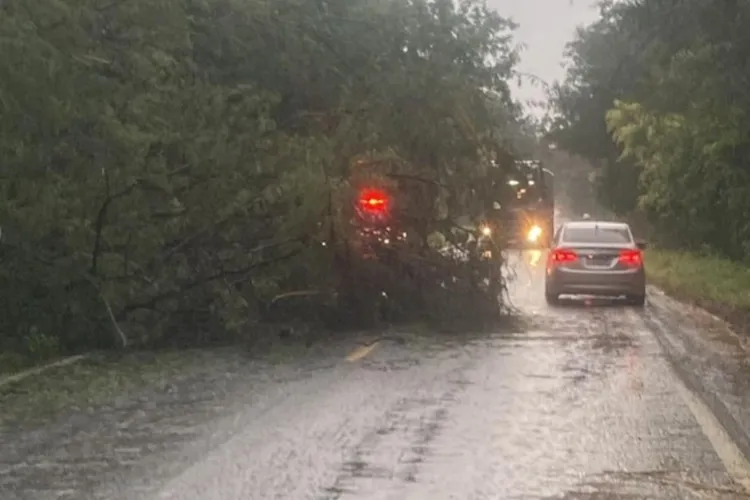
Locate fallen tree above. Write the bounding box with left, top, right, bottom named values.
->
left=0, top=0, right=527, bottom=358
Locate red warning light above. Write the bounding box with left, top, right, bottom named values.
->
left=358, top=188, right=389, bottom=213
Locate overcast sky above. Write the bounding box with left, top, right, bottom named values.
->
left=487, top=0, right=600, bottom=115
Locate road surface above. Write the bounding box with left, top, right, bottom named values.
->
left=3, top=250, right=750, bottom=499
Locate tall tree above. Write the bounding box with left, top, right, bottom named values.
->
left=548, top=0, right=750, bottom=259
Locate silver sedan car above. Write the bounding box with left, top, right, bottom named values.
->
left=544, top=220, right=646, bottom=306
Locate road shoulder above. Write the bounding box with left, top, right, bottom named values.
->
left=645, top=287, right=750, bottom=468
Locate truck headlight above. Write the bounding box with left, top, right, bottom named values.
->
left=527, top=225, right=542, bottom=242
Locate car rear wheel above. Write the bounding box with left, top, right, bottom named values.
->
left=544, top=287, right=559, bottom=305
left=627, top=293, right=645, bottom=307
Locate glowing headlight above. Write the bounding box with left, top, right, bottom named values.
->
left=527, top=225, right=542, bottom=242
left=480, top=225, right=492, bottom=237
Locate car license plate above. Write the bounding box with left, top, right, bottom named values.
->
left=585, top=254, right=613, bottom=266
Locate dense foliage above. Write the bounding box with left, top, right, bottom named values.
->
left=548, top=0, right=750, bottom=256
left=0, top=0, right=526, bottom=357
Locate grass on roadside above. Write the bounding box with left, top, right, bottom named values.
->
left=0, top=351, right=38, bottom=377
left=0, top=350, right=212, bottom=428
left=645, top=249, right=750, bottom=329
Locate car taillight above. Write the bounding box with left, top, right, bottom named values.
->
left=549, top=248, right=577, bottom=264
left=619, top=249, right=642, bottom=266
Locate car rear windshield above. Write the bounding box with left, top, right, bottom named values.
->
left=562, top=226, right=632, bottom=244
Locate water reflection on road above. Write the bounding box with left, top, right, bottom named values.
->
left=526, top=248, right=543, bottom=268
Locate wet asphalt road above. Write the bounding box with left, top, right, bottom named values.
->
left=4, top=250, right=750, bottom=499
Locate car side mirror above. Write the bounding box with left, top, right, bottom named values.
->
left=636, top=240, right=647, bottom=250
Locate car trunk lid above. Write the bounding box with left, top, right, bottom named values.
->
left=554, top=244, right=638, bottom=271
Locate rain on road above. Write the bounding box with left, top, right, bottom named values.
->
left=3, top=250, right=750, bottom=499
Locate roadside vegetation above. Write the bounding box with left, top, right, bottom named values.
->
left=547, top=0, right=750, bottom=326
left=0, top=350, right=204, bottom=427
left=644, top=250, right=750, bottom=327
left=0, top=0, right=537, bottom=373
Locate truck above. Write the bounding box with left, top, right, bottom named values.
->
left=480, top=159, right=555, bottom=249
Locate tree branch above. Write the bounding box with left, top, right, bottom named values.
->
left=120, top=245, right=304, bottom=317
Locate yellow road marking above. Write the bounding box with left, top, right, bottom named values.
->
left=346, top=341, right=380, bottom=362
